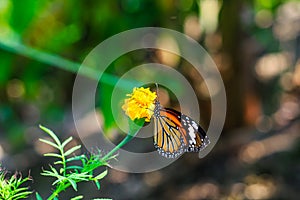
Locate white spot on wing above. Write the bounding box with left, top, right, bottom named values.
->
left=191, top=121, right=198, bottom=129
left=188, top=125, right=196, bottom=144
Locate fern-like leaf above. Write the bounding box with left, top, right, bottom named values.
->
left=64, top=145, right=81, bottom=157
left=67, top=179, right=77, bottom=191
left=71, top=195, right=84, bottom=200
left=35, top=192, right=43, bottom=200
left=0, top=171, right=32, bottom=200
left=39, top=138, right=59, bottom=149
left=66, top=155, right=86, bottom=163
left=38, top=126, right=111, bottom=199
left=61, top=136, right=73, bottom=148
left=65, top=166, right=83, bottom=171
left=94, top=170, right=108, bottom=181
left=43, top=153, right=62, bottom=158
left=39, top=125, right=61, bottom=146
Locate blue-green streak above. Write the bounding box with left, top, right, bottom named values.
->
left=0, top=40, right=138, bottom=89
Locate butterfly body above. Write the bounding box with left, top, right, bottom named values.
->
left=153, top=100, right=210, bottom=158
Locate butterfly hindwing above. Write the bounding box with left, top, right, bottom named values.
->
left=180, top=113, right=210, bottom=152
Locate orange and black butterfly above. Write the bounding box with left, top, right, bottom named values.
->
left=153, top=93, right=210, bottom=158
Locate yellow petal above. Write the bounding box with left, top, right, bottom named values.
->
left=122, top=87, right=157, bottom=121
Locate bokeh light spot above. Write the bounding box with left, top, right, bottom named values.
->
left=143, top=171, right=162, bottom=187
left=197, top=77, right=221, bottom=98
left=184, top=14, right=201, bottom=40
left=255, top=53, right=289, bottom=81
left=0, top=145, right=4, bottom=161
left=6, top=79, right=25, bottom=99
left=156, top=34, right=180, bottom=67
left=255, top=115, right=273, bottom=132
left=244, top=175, right=276, bottom=200
left=108, top=169, right=128, bottom=183
left=255, top=9, right=273, bottom=28
left=179, top=182, right=220, bottom=199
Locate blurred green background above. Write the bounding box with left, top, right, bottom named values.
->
left=0, top=0, right=300, bottom=199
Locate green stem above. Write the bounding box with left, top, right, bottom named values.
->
left=102, top=134, right=134, bottom=161
left=102, top=118, right=145, bottom=161
left=47, top=191, right=59, bottom=200
left=47, top=182, right=69, bottom=200
left=60, top=149, right=66, bottom=177
left=0, top=40, right=138, bottom=89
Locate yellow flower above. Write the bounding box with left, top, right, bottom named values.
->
left=122, top=87, right=157, bottom=122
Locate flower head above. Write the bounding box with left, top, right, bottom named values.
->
left=122, top=87, right=157, bottom=122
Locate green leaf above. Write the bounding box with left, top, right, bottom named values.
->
left=11, top=191, right=33, bottom=199
left=0, top=53, right=12, bottom=85
left=36, top=125, right=113, bottom=199
left=54, top=161, right=63, bottom=165
left=41, top=170, right=60, bottom=178
left=68, top=179, right=77, bottom=191
left=0, top=170, right=32, bottom=200
left=35, top=192, right=43, bottom=200
left=49, top=165, right=59, bottom=173
left=10, top=0, right=45, bottom=34
left=11, top=187, right=30, bottom=193
left=94, top=169, right=108, bottom=180
left=43, top=153, right=62, bottom=158
left=39, top=138, right=59, bottom=149
left=66, top=155, right=87, bottom=163
left=68, top=172, right=91, bottom=181
left=61, top=136, right=73, bottom=148
left=98, top=83, right=116, bottom=130
left=94, top=180, right=100, bottom=190
left=71, top=195, right=84, bottom=200
left=39, top=125, right=61, bottom=146
left=65, top=166, right=83, bottom=171
left=52, top=177, right=66, bottom=186
left=64, top=145, right=81, bottom=156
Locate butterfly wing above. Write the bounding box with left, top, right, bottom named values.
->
left=154, top=107, right=186, bottom=158
left=153, top=105, right=210, bottom=158
left=179, top=111, right=210, bottom=152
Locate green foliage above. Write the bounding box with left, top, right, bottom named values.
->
left=35, top=192, right=43, bottom=200
left=39, top=125, right=113, bottom=200
left=0, top=169, right=32, bottom=200
left=98, top=83, right=116, bottom=131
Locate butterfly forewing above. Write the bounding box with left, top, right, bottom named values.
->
left=154, top=108, right=185, bottom=158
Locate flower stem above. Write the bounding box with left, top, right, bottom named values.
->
left=102, top=135, right=133, bottom=161
left=102, top=118, right=145, bottom=161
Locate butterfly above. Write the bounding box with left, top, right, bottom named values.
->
left=153, top=99, right=210, bottom=158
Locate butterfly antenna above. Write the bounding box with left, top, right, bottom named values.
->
left=155, top=83, right=159, bottom=100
